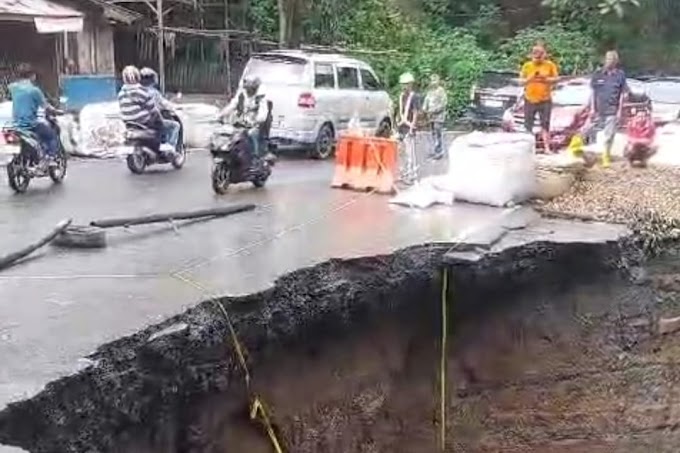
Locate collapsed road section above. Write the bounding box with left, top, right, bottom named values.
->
left=2, top=226, right=680, bottom=452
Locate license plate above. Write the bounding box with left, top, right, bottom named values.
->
left=482, top=99, right=503, bottom=108
left=213, top=157, right=223, bottom=163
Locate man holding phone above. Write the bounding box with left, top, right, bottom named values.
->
left=519, top=45, right=560, bottom=153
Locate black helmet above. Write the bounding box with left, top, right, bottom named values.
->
left=140, top=67, right=158, bottom=87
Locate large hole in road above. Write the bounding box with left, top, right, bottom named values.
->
left=1, top=237, right=679, bottom=452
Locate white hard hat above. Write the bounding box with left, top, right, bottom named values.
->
left=399, top=72, right=415, bottom=84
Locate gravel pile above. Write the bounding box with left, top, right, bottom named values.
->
left=536, top=162, right=680, bottom=225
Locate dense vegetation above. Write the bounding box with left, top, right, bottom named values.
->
left=161, top=0, right=680, bottom=114
left=243, top=0, right=680, bottom=117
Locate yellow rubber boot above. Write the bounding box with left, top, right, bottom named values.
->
left=601, top=151, right=611, bottom=168
left=567, top=135, right=584, bottom=158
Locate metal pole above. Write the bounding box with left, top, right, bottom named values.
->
left=156, top=0, right=166, bottom=92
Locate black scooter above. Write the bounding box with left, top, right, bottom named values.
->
left=125, top=109, right=186, bottom=174
left=209, top=102, right=275, bottom=194
left=4, top=111, right=67, bottom=193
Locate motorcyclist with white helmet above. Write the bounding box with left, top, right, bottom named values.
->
left=140, top=67, right=180, bottom=153
left=117, top=65, right=163, bottom=143
left=219, top=77, right=274, bottom=160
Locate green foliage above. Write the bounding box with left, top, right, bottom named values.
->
left=495, top=25, right=599, bottom=74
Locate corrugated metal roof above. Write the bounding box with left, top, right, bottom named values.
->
left=0, top=0, right=82, bottom=18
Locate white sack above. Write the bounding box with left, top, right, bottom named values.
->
left=78, top=101, right=127, bottom=158
left=447, top=131, right=536, bottom=207
left=179, top=103, right=220, bottom=149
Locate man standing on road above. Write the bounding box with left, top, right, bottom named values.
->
left=423, top=74, right=448, bottom=160
left=519, top=45, right=559, bottom=153
left=585, top=50, right=629, bottom=168
left=396, top=72, right=420, bottom=184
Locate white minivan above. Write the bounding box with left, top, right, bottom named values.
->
left=238, top=50, right=393, bottom=159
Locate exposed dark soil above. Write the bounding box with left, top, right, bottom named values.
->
left=3, top=238, right=680, bottom=452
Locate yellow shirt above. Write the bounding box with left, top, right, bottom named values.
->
left=520, top=60, right=559, bottom=104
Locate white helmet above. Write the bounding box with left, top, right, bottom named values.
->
left=122, top=65, right=140, bottom=84
left=399, top=72, right=415, bottom=85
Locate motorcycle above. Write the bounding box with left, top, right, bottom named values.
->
left=209, top=120, right=274, bottom=194
left=124, top=109, right=186, bottom=174
left=3, top=111, right=67, bottom=193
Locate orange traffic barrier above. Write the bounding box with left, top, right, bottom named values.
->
left=331, top=135, right=398, bottom=194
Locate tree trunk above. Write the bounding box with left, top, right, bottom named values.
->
left=277, top=0, right=287, bottom=48
left=277, top=0, right=304, bottom=48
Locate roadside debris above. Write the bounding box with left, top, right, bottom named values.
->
left=536, top=162, right=680, bottom=224
left=0, top=219, right=72, bottom=271
left=54, top=204, right=256, bottom=249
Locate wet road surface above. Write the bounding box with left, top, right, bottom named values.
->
left=0, top=142, right=628, bottom=452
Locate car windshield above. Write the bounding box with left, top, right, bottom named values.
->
left=478, top=71, right=517, bottom=89
left=645, top=80, right=680, bottom=104
left=242, top=55, right=307, bottom=86
left=552, top=84, right=591, bottom=106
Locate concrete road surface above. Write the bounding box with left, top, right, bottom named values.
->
left=0, top=138, right=627, bottom=453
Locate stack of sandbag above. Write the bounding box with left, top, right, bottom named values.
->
left=179, top=103, right=220, bottom=149
left=447, top=131, right=536, bottom=207
left=534, top=153, right=585, bottom=200
left=78, top=101, right=127, bottom=158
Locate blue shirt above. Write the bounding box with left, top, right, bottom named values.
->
left=8, top=79, right=46, bottom=129
left=591, top=68, right=628, bottom=116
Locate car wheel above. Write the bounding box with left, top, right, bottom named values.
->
left=309, top=123, right=335, bottom=160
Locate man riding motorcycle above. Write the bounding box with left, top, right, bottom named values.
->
left=140, top=67, right=180, bottom=153
left=218, top=77, right=274, bottom=161
left=117, top=65, right=165, bottom=151
left=8, top=63, right=60, bottom=166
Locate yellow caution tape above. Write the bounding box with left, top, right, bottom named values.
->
left=251, top=397, right=284, bottom=453
left=440, top=268, right=449, bottom=450
left=171, top=271, right=285, bottom=452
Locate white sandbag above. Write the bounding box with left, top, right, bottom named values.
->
left=389, top=177, right=455, bottom=209
left=447, top=132, right=536, bottom=207
left=78, top=101, right=127, bottom=158
left=179, top=103, right=220, bottom=149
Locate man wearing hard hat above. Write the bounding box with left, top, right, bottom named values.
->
left=396, top=72, right=420, bottom=184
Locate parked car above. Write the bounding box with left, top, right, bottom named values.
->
left=236, top=50, right=392, bottom=159
left=501, top=77, right=650, bottom=149
left=466, top=70, right=522, bottom=127
left=639, top=77, right=680, bottom=125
